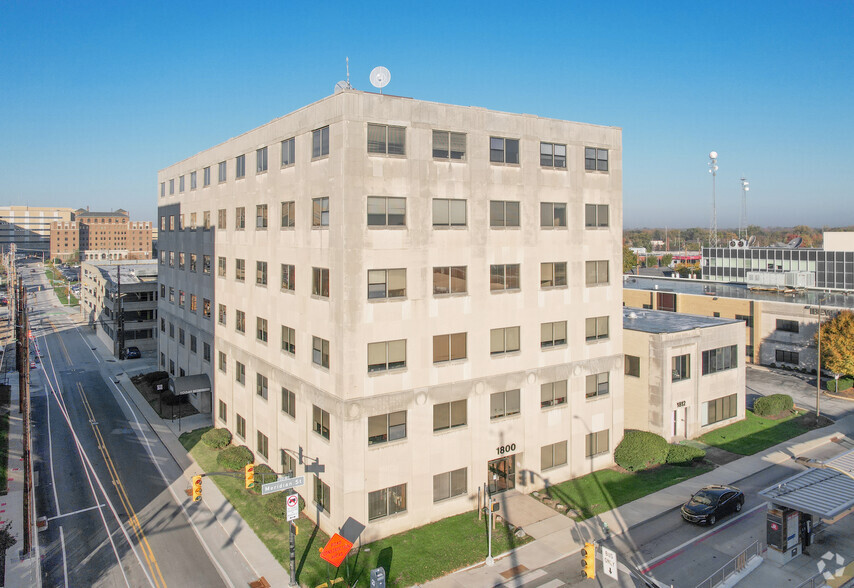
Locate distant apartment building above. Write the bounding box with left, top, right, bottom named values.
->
left=157, top=90, right=623, bottom=540
left=50, top=209, right=153, bottom=262
left=0, top=206, right=74, bottom=255
left=80, top=260, right=159, bottom=358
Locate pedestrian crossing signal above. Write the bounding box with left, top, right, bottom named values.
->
left=245, top=463, right=255, bottom=488
left=192, top=475, right=203, bottom=502
left=581, top=542, right=595, bottom=579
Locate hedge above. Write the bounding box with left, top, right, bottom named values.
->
left=216, top=445, right=254, bottom=471
left=264, top=491, right=306, bottom=522
left=827, top=377, right=854, bottom=393
left=200, top=428, right=232, bottom=449
left=614, top=430, right=669, bottom=471
left=753, top=394, right=794, bottom=417
left=666, top=444, right=706, bottom=466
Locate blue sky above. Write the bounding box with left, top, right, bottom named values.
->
left=1, top=1, right=852, bottom=229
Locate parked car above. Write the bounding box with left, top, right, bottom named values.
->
left=681, top=485, right=744, bottom=526
left=123, top=346, right=141, bottom=359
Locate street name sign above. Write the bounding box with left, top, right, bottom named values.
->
left=601, top=545, right=618, bottom=580
left=286, top=494, right=299, bottom=521
left=261, top=476, right=305, bottom=496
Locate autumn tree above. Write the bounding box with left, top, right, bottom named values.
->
left=816, top=310, right=854, bottom=377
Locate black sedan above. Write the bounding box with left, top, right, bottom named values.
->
left=681, top=485, right=744, bottom=526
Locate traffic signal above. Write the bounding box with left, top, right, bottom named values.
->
left=192, top=475, right=203, bottom=502
left=581, top=542, right=595, bottom=579
left=245, top=463, right=255, bottom=488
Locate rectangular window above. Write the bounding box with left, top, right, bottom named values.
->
left=541, top=321, right=567, bottom=348
left=256, top=204, right=268, bottom=229
left=169, top=215, right=175, bottom=231
left=625, top=355, right=640, bottom=377
left=236, top=154, right=246, bottom=178
left=190, top=171, right=197, bottom=189
left=432, top=199, right=467, bottom=227
left=235, top=207, right=246, bottom=230
left=235, top=361, right=245, bottom=385
left=257, top=431, right=268, bottom=460
left=281, top=450, right=296, bottom=477
left=256, top=261, right=268, bottom=286
left=540, top=202, right=567, bottom=227
left=585, top=260, right=610, bottom=286
left=256, top=373, right=268, bottom=399
left=281, top=201, right=295, bottom=228
left=314, top=475, right=330, bottom=513
left=168, top=287, right=174, bottom=303
left=313, top=405, right=330, bottom=439
left=282, top=325, right=295, bottom=355
left=585, top=204, right=609, bottom=228
left=367, top=124, right=406, bottom=156
left=585, top=429, right=609, bottom=457
left=585, top=316, right=609, bottom=341
left=169, top=179, right=174, bottom=195
left=490, top=264, right=520, bottom=291
left=203, top=342, right=211, bottom=362
left=312, top=336, right=330, bottom=369
left=281, top=387, right=295, bottom=419
left=160, top=183, right=165, bottom=198
left=203, top=210, right=211, bottom=229
left=541, top=262, right=568, bottom=287
left=368, top=340, right=406, bottom=372
left=540, top=142, right=567, bottom=168
left=235, top=310, right=245, bottom=334
left=312, top=126, right=329, bottom=159
left=257, top=317, right=268, bottom=343
left=312, top=197, right=329, bottom=227
left=489, top=137, right=520, bottom=164
left=368, top=269, right=406, bottom=299
left=432, top=130, right=466, bottom=160
left=776, top=349, right=799, bottom=364
left=490, top=326, right=520, bottom=355
left=702, top=345, right=739, bottom=375
left=218, top=304, right=227, bottom=325
left=256, top=147, right=268, bottom=173
left=281, top=264, right=295, bottom=291
left=489, top=201, right=520, bottom=227
left=218, top=161, right=227, bottom=182
left=540, top=380, right=568, bottom=408
left=433, top=332, right=467, bottom=363
left=235, top=259, right=245, bottom=281
left=490, top=389, right=521, bottom=419
left=236, top=414, right=246, bottom=439
left=433, top=468, right=467, bottom=502
left=217, top=209, right=226, bottom=230
left=189, top=253, right=197, bottom=272
left=368, top=411, right=407, bottom=445
left=776, top=319, right=799, bottom=333
left=281, top=137, right=295, bottom=166
left=189, top=294, right=197, bottom=312
left=541, top=441, right=568, bottom=470
left=178, top=327, right=185, bottom=345
left=179, top=175, right=185, bottom=192
left=218, top=400, right=227, bottom=422
left=203, top=166, right=211, bottom=187
left=736, top=314, right=753, bottom=328
left=218, top=256, right=226, bottom=277
left=367, top=196, right=406, bottom=226
left=312, top=267, right=330, bottom=297
left=218, top=351, right=227, bottom=373
left=584, top=147, right=609, bottom=171
left=433, top=400, right=467, bottom=432
left=203, top=255, right=211, bottom=274
left=586, top=372, right=610, bottom=398
left=368, top=484, right=406, bottom=521
left=178, top=253, right=185, bottom=271
left=433, top=266, right=467, bottom=294
left=702, top=393, right=739, bottom=426
left=672, top=354, right=691, bottom=382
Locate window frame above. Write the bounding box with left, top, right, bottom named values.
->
left=368, top=411, right=407, bottom=445
left=432, top=199, right=467, bottom=227
left=672, top=354, right=691, bottom=382
left=368, top=483, right=407, bottom=521
left=585, top=429, right=609, bottom=457
left=312, top=336, right=330, bottom=369
left=585, top=316, right=610, bottom=342
left=541, top=440, right=568, bottom=470
left=281, top=137, right=295, bottom=167
left=367, top=340, right=407, bottom=372
left=540, top=262, right=568, bottom=288
left=540, top=321, right=567, bottom=348
left=313, top=405, right=330, bottom=439
left=540, top=202, right=567, bottom=228
left=256, top=204, right=268, bottom=229
left=433, top=332, right=467, bottom=363
left=281, top=325, right=296, bottom=356
left=368, top=268, right=406, bottom=300
left=625, top=355, right=641, bottom=377
left=490, top=264, right=520, bottom=291
left=432, top=266, right=467, bottom=295
left=236, top=154, right=246, bottom=178
left=367, top=196, right=406, bottom=227
left=281, top=264, right=296, bottom=291
left=312, top=197, right=329, bottom=227
left=584, top=147, right=609, bottom=172
left=367, top=123, right=406, bottom=156
left=312, top=126, right=330, bottom=159
left=489, top=200, right=520, bottom=228
left=489, top=136, right=520, bottom=165
left=433, top=468, right=467, bottom=502
left=256, top=146, right=268, bottom=173
left=490, top=389, right=521, bottom=420
left=540, top=142, right=567, bottom=169
left=433, top=400, right=467, bottom=432
left=584, top=204, right=610, bottom=228
left=432, top=130, right=466, bottom=160
left=540, top=380, right=568, bottom=408
left=281, top=201, right=295, bottom=228
left=489, top=326, right=521, bottom=356
left=585, top=372, right=610, bottom=399
left=312, top=267, right=330, bottom=298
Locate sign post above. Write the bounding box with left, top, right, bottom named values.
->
left=287, top=492, right=299, bottom=586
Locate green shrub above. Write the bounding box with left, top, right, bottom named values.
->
left=666, top=444, right=706, bottom=466
left=753, top=394, right=794, bottom=417
left=201, top=428, right=232, bottom=449
left=827, top=377, right=853, bottom=393
left=614, top=430, right=669, bottom=471
left=264, top=491, right=306, bottom=522
left=216, top=445, right=254, bottom=471
left=142, top=371, right=169, bottom=385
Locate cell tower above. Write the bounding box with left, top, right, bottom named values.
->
left=739, top=176, right=749, bottom=240
left=708, top=151, right=719, bottom=247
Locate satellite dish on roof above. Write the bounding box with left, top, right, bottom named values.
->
left=788, top=237, right=803, bottom=248
left=334, top=80, right=350, bottom=94
left=370, top=66, right=391, bottom=94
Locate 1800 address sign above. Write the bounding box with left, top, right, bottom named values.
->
left=496, top=443, right=516, bottom=455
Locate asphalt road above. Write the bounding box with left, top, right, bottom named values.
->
left=746, top=364, right=854, bottom=420
left=22, top=263, right=227, bottom=588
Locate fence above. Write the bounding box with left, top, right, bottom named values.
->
left=695, top=541, right=766, bottom=588
left=795, top=571, right=827, bottom=588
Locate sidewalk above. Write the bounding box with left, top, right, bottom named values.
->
left=424, top=414, right=854, bottom=588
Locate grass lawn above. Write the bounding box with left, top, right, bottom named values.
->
left=698, top=410, right=812, bottom=455
left=180, top=427, right=529, bottom=587
left=541, top=464, right=713, bottom=520
left=54, top=286, right=79, bottom=306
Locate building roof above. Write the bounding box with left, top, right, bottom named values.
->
left=759, top=449, right=854, bottom=519
left=624, top=275, right=854, bottom=310
left=623, top=306, right=740, bottom=334
left=75, top=209, right=129, bottom=218
left=89, top=261, right=157, bottom=285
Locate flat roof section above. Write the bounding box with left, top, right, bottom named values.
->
left=623, top=307, right=740, bottom=334
left=624, top=276, right=854, bottom=310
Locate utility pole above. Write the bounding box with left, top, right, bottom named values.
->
left=816, top=295, right=827, bottom=419
left=116, top=265, right=124, bottom=359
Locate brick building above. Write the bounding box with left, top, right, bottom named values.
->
left=50, top=209, right=153, bottom=261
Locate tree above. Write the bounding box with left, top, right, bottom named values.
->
left=817, top=310, right=854, bottom=377
left=623, top=245, right=638, bottom=274
left=645, top=255, right=658, bottom=267
left=661, top=253, right=673, bottom=266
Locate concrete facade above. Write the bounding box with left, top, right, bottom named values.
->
left=0, top=206, right=74, bottom=255
left=623, top=307, right=746, bottom=441
left=158, top=90, right=623, bottom=541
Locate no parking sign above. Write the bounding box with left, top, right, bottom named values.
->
left=286, top=493, right=299, bottom=522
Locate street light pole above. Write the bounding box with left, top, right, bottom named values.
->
left=816, top=295, right=827, bottom=419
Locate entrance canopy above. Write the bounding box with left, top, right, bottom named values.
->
left=759, top=449, right=854, bottom=520
left=168, top=374, right=211, bottom=396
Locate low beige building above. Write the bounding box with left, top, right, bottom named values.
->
left=623, top=307, right=746, bottom=441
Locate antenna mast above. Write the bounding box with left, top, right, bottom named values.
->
left=346, top=57, right=350, bottom=87
left=739, top=176, right=749, bottom=240
left=708, top=151, right=719, bottom=248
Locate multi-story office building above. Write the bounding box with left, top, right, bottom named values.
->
left=50, top=209, right=154, bottom=262
left=158, top=90, right=623, bottom=540
left=1, top=206, right=74, bottom=255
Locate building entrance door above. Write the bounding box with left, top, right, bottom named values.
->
left=487, top=455, right=516, bottom=494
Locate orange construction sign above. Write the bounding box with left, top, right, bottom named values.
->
left=318, top=533, right=353, bottom=568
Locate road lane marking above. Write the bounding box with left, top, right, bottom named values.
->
left=639, top=502, right=766, bottom=573
left=48, top=503, right=106, bottom=521
left=60, top=525, right=69, bottom=588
